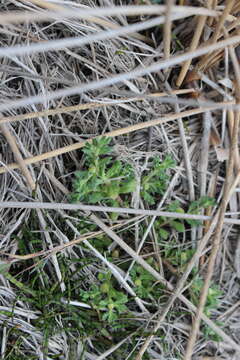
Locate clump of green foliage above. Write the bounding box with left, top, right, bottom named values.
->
left=159, top=233, right=223, bottom=341
left=141, top=156, right=175, bottom=205
left=130, top=258, right=163, bottom=299
left=190, top=275, right=223, bottom=341
left=80, top=272, right=129, bottom=323
left=154, top=201, right=186, bottom=241
left=154, top=197, right=215, bottom=244
left=186, top=196, right=216, bottom=226
left=71, top=137, right=176, bottom=209
left=190, top=276, right=223, bottom=317
left=162, top=240, right=195, bottom=271
left=71, top=137, right=136, bottom=205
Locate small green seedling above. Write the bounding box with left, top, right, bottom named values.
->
left=189, top=275, right=223, bottom=341
left=156, top=200, right=186, bottom=240
left=156, top=197, right=216, bottom=244
left=130, top=259, right=160, bottom=299
left=71, top=137, right=136, bottom=206
left=186, top=196, right=216, bottom=226
left=80, top=272, right=129, bottom=323
left=141, top=156, right=176, bottom=205
left=190, top=276, right=222, bottom=317
left=71, top=137, right=177, bottom=222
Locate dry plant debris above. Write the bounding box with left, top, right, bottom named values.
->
left=0, top=1, right=240, bottom=359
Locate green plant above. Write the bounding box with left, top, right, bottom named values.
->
left=80, top=272, right=129, bottom=323
left=162, top=242, right=195, bottom=271
left=18, top=261, right=86, bottom=356
left=71, top=137, right=178, bottom=210
left=155, top=197, right=216, bottom=245
left=172, top=33, right=184, bottom=51
left=140, top=156, right=175, bottom=205
left=189, top=275, right=223, bottom=341
left=202, top=320, right=223, bottom=342
left=155, top=200, right=186, bottom=242
left=71, top=137, right=136, bottom=205
left=190, top=276, right=222, bottom=317
left=77, top=218, right=112, bottom=251
left=186, top=196, right=216, bottom=226
left=11, top=141, right=217, bottom=358
left=130, top=258, right=162, bottom=299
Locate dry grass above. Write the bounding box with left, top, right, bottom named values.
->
left=0, top=1, right=240, bottom=359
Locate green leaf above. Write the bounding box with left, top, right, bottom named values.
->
left=159, top=228, right=169, bottom=240
left=83, top=137, right=112, bottom=158
left=142, top=192, right=155, bottom=205
left=116, top=293, right=128, bottom=304
left=186, top=218, right=201, bottom=227
left=134, top=278, right=142, bottom=287
left=88, top=192, right=105, bottom=203
left=98, top=273, right=105, bottom=281
left=110, top=211, right=119, bottom=221
left=106, top=161, right=122, bottom=178
left=101, top=328, right=112, bottom=338
left=5, top=273, right=36, bottom=296
left=120, top=179, right=136, bottom=194
left=141, top=155, right=175, bottom=205
left=167, top=201, right=185, bottom=214
left=203, top=324, right=222, bottom=342
left=106, top=184, right=120, bottom=200
left=99, top=299, right=109, bottom=309
left=170, top=221, right=185, bottom=232
left=103, top=310, right=118, bottom=323
left=100, top=282, right=110, bottom=293
left=188, top=196, right=216, bottom=214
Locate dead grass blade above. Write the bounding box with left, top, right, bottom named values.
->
left=195, top=0, right=236, bottom=72
left=0, top=13, right=207, bottom=59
